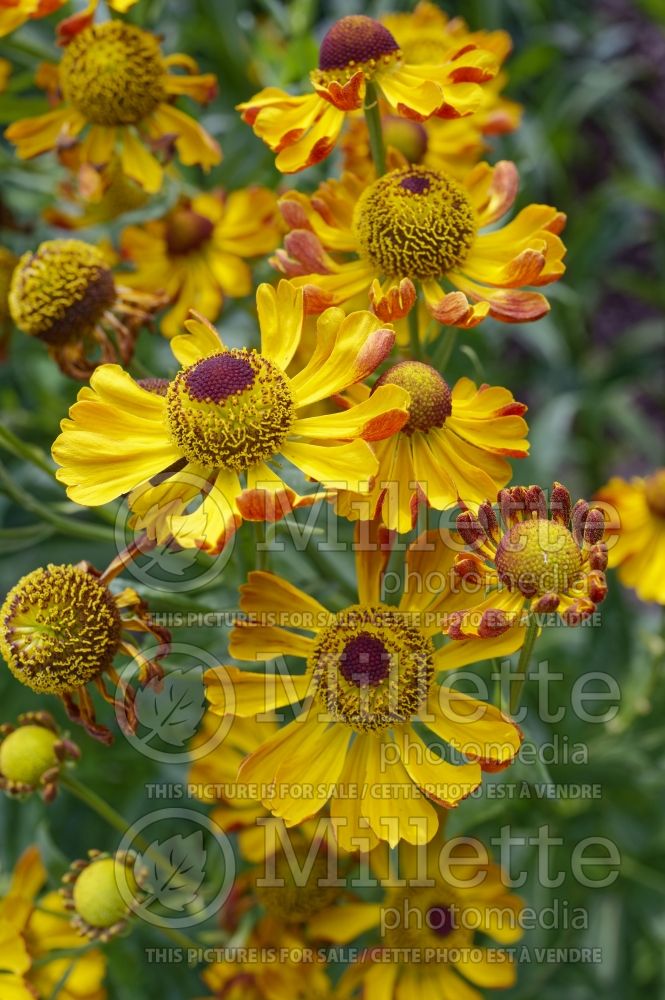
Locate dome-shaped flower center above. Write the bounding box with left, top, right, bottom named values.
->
left=495, top=519, right=583, bottom=598
left=254, top=850, right=340, bottom=921
left=383, top=886, right=465, bottom=954
left=166, top=350, right=295, bottom=472
left=165, top=204, right=215, bottom=256
left=427, top=904, right=456, bottom=937
left=310, top=604, right=433, bottom=733
left=0, top=725, right=59, bottom=788
left=318, top=15, right=400, bottom=74
left=60, top=21, right=166, bottom=126
left=382, top=115, right=428, bottom=164
left=72, top=856, right=138, bottom=929
left=645, top=470, right=665, bottom=519
left=9, top=240, right=116, bottom=345
left=373, top=361, right=451, bottom=435
left=0, top=564, right=121, bottom=695
left=353, top=167, right=476, bottom=280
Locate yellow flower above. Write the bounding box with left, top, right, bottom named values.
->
left=440, top=483, right=609, bottom=669
left=45, top=153, right=150, bottom=230
left=0, top=559, right=169, bottom=743
left=314, top=838, right=523, bottom=1000
left=336, top=363, right=529, bottom=531
left=8, top=238, right=163, bottom=379
left=201, top=918, right=332, bottom=1000
left=0, top=0, right=137, bottom=38
left=119, top=189, right=283, bottom=337
left=5, top=18, right=220, bottom=192
left=0, top=846, right=107, bottom=1000
left=274, top=161, right=566, bottom=327
left=341, top=3, right=523, bottom=183
left=204, top=526, right=523, bottom=852
left=52, top=283, right=410, bottom=553
left=237, top=13, right=500, bottom=174
left=595, top=469, right=665, bottom=603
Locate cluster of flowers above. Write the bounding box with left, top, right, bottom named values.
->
left=0, top=2, right=663, bottom=999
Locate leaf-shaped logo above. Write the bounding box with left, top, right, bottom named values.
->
left=141, top=832, right=207, bottom=911
left=134, top=668, right=206, bottom=747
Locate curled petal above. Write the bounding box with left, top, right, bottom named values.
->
left=369, top=277, right=416, bottom=322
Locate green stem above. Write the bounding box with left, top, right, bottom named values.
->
left=0, top=425, right=56, bottom=478
left=510, top=613, right=539, bottom=715
left=408, top=298, right=421, bottom=361
left=0, top=460, right=116, bottom=544
left=363, top=81, right=386, bottom=176
left=60, top=773, right=137, bottom=841
left=432, top=326, right=458, bottom=372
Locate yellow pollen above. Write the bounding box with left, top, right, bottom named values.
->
left=166, top=350, right=295, bottom=472
left=72, top=856, right=138, bottom=929
left=373, top=361, right=451, bottom=435
left=495, top=519, right=583, bottom=598
left=310, top=604, right=433, bottom=733
left=353, top=166, right=476, bottom=280
left=9, top=240, right=116, bottom=345
left=60, top=21, right=166, bottom=126
left=644, top=470, right=665, bottom=519
left=0, top=564, right=121, bottom=695
left=0, top=725, right=59, bottom=788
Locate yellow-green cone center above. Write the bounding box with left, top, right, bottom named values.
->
left=60, top=21, right=166, bottom=126
left=9, top=240, right=116, bottom=346
left=73, top=857, right=138, bottom=929
left=166, top=350, right=295, bottom=472
left=353, top=166, right=476, bottom=280
left=495, top=519, right=582, bottom=598
left=0, top=725, right=59, bottom=787
left=373, top=360, right=451, bottom=435
left=0, top=564, right=121, bottom=695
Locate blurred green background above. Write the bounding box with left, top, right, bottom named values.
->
left=0, top=0, right=664, bottom=998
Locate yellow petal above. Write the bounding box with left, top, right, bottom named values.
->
left=291, top=384, right=409, bottom=441
left=120, top=127, right=163, bottom=193
left=239, top=571, right=329, bottom=629
left=204, top=666, right=311, bottom=717
left=281, top=438, right=378, bottom=493
left=257, top=280, right=304, bottom=370
left=229, top=622, right=315, bottom=662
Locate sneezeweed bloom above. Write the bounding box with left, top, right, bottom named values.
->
left=201, top=919, right=332, bottom=1000
left=0, top=559, right=169, bottom=743
left=8, top=238, right=163, bottom=379
left=274, top=161, right=566, bottom=327
left=595, top=469, right=665, bottom=603
left=0, top=711, right=79, bottom=801
left=316, top=838, right=522, bottom=999
left=52, top=283, right=410, bottom=554
left=5, top=18, right=221, bottom=192
left=336, top=365, right=529, bottom=532
left=449, top=483, right=608, bottom=653
left=237, top=13, right=499, bottom=174
left=0, top=0, right=137, bottom=38
left=120, top=188, right=283, bottom=337
left=61, top=850, right=143, bottom=942
left=341, top=3, right=522, bottom=183
left=0, top=846, right=107, bottom=1000
left=204, top=526, right=522, bottom=852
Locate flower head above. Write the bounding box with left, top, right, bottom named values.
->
left=5, top=18, right=220, bottom=192
left=61, top=850, right=142, bottom=942
left=0, top=712, right=79, bottom=801
left=52, top=282, right=410, bottom=553
left=120, top=188, right=282, bottom=337
left=275, top=161, right=566, bottom=328
left=238, top=13, right=499, bottom=173
left=9, top=238, right=163, bottom=378
left=441, top=483, right=608, bottom=667
left=336, top=365, right=529, bottom=531
left=319, top=837, right=523, bottom=999
left=204, top=524, right=522, bottom=852
left=0, top=559, right=169, bottom=743
left=341, top=3, right=522, bottom=182
left=595, top=469, right=665, bottom=604
left=0, top=846, right=107, bottom=999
